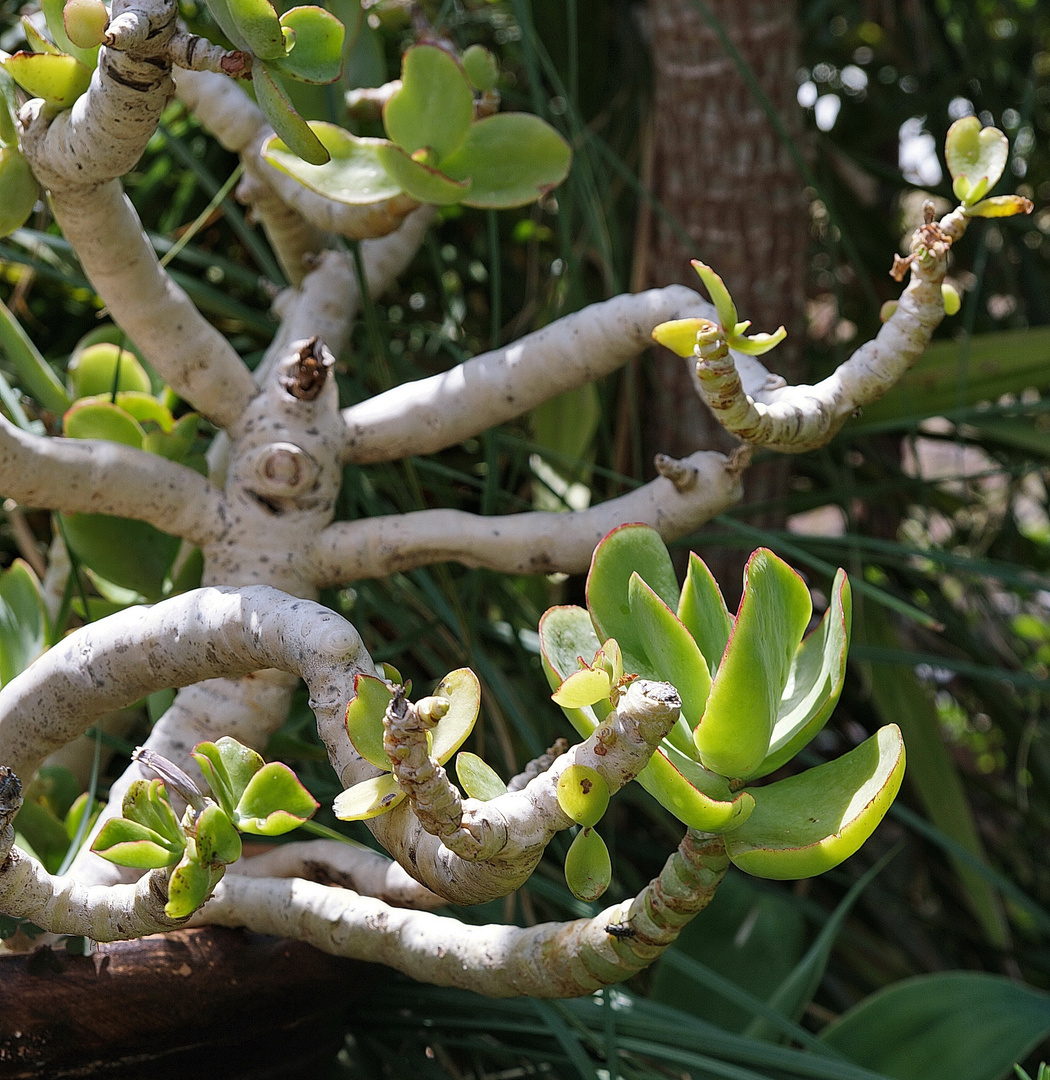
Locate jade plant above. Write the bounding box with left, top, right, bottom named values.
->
left=0, top=0, right=1033, bottom=1011
left=540, top=524, right=904, bottom=899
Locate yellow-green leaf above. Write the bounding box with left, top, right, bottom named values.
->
left=333, top=773, right=405, bottom=821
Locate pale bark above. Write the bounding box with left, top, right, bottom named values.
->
left=340, top=286, right=717, bottom=463
left=690, top=212, right=964, bottom=452
left=195, top=830, right=728, bottom=997
left=0, top=414, right=223, bottom=546
left=309, top=451, right=741, bottom=584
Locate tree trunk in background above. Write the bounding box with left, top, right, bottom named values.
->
left=641, top=0, right=809, bottom=601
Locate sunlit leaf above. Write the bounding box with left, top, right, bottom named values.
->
left=194, top=804, right=242, bottom=866
left=91, top=818, right=183, bottom=868
left=944, top=116, right=1008, bottom=206
left=629, top=572, right=711, bottom=727
left=965, top=194, right=1034, bottom=218
left=650, top=317, right=706, bottom=358
left=0, top=146, right=38, bottom=240
left=1, top=51, right=91, bottom=109
left=0, top=560, right=48, bottom=687
left=677, top=551, right=733, bottom=679
left=263, top=123, right=403, bottom=204
left=753, top=569, right=852, bottom=779
left=691, top=260, right=737, bottom=331
left=68, top=342, right=152, bottom=399
left=456, top=752, right=507, bottom=801
left=725, top=725, right=905, bottom=879
left=539, top=605, right=605, bottom=738
left=234, top=761, right=319, bottom=835
left=586, top=524, right=679, bottom=661
left=694, top=549, right=812, bottom=779
left=729, top=326, right=787, bottom=356
left=636, top=747, right=754, bottom=833
left=430, top=668, right=481, bottom=764
left=333, top=773, right=405, bottom=821
left=556, top=764, right=610, bottom=827
left=164, top=847, right=213, bottom=919
left=552, top=666, right=612, bottom=709
left=192, top=736, right=265, bottom=816
left=345, top=674, right=395, bottom=769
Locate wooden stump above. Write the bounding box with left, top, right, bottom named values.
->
left=0, top=928, right=373, bottom=1079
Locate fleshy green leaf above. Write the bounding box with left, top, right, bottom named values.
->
left=455, top=751, right=507, bottom=801
left=691, top=260, right=737, bottom=331
left=270, top=6, right=344, bottom=84
left=253, top=63, right=328, bottom=166
left=552, top=665, right=612, bottom=709
left=194, top=804, right=242, bottom=866
left=820, top=972, right=1050, bottom=1080
left=678, top=551, right=733, bottom=679
left=650, top=317, right=706, bottom=358
left=556, top=764, right=610, bottom=827
left=63, top=400, right=145, bottom=448
left=694, top=549, right=812, bottom=779
left=586, top=524, right=680, bottom=661
left=726, top=725, right=905, bottom=879
left=461, top=44, right=498, bottom=92
left=629, top=572, right=711, bottom=728
left=41, top=0, right=98, bottom=67
left=0, top=146, right=38, bottom=239
left=121, top=779, right=183, bottom=846
left=538, top=605, right=605, bottom=738
left=344, top=674, right=395, bottom=769
left=144, top=411, right=199, bottom=462
left=68, top=342, right=152, bottom=399
left=430, top=668, right=482, bottom=764
left=564, top=827, right=611, bottom=902
left=636, top=747, right=755, bottom=833
left=944, top=116, right=1009, bottom=206
left=333, top=773, right=405, bottom=821
left=225, top=0, right=285, bottom=58
left=201, top=0, right=249, bottom=50
left=233, top=761, right=319, bottom=835
left=941, top=283, right=962, bottom=316
left=192, top=736, right=265, bottom=816
left=91, top=818, right=183, bottom=868
left=729, top=326, right=787, bottom=356
left=165, top=846, right=214, bottom=919
left=0, top=559, right=48, bottom=687
left=437, top=113, right=572, bottom=208
left=59, top=514, right=180, bottom=601
left=263, top=124, right=403, bottom=204
left=383, top=44, right=474, bottom=161
left=965, top=194, right=1034, bottom=218
left=752, top=569, right=852, bottom=779
left=22, top=18, right=61, bottom=55
left=1, top=52, right=91, bottom=109
left=374, top=142, right=470, bottom=205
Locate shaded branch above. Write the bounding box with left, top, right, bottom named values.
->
left=0, top=413, right=224, bottom=546
left=308, top=451, right=741, bottom=585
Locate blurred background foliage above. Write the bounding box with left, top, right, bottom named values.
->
left=2, top=0, right=1050, bottom=1078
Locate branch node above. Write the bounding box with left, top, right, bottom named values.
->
left=654, top=453, right=698, bottom=492
left=281, top=337, right=334, bottom=401
left=725, top=443, right=753, bottom=478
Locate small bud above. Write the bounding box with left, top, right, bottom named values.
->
left=63, top=0, right=109, bottom=49
left=416, top=696, right=450, bottom=725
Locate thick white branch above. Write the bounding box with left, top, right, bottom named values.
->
left=195, top=830, right=728, bottom=997
left=308, top=451, right=740, bottom=584
left=340, top=286, right=715, bottom=464
left=0, top=413, right=223, bottom=546
left=174, top=68, right=418, bottom=240
left=30, top=178, right=257, bottom=429
left=229, top=839, right=443, bottom=910
left=0, top=586, right=374, bottom=783
left=692, top=211, right=967, bottom=453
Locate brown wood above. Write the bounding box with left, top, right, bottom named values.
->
left=642, top=0, right=809, bottom=600
left=0, top=928, right=375, bottom=1079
